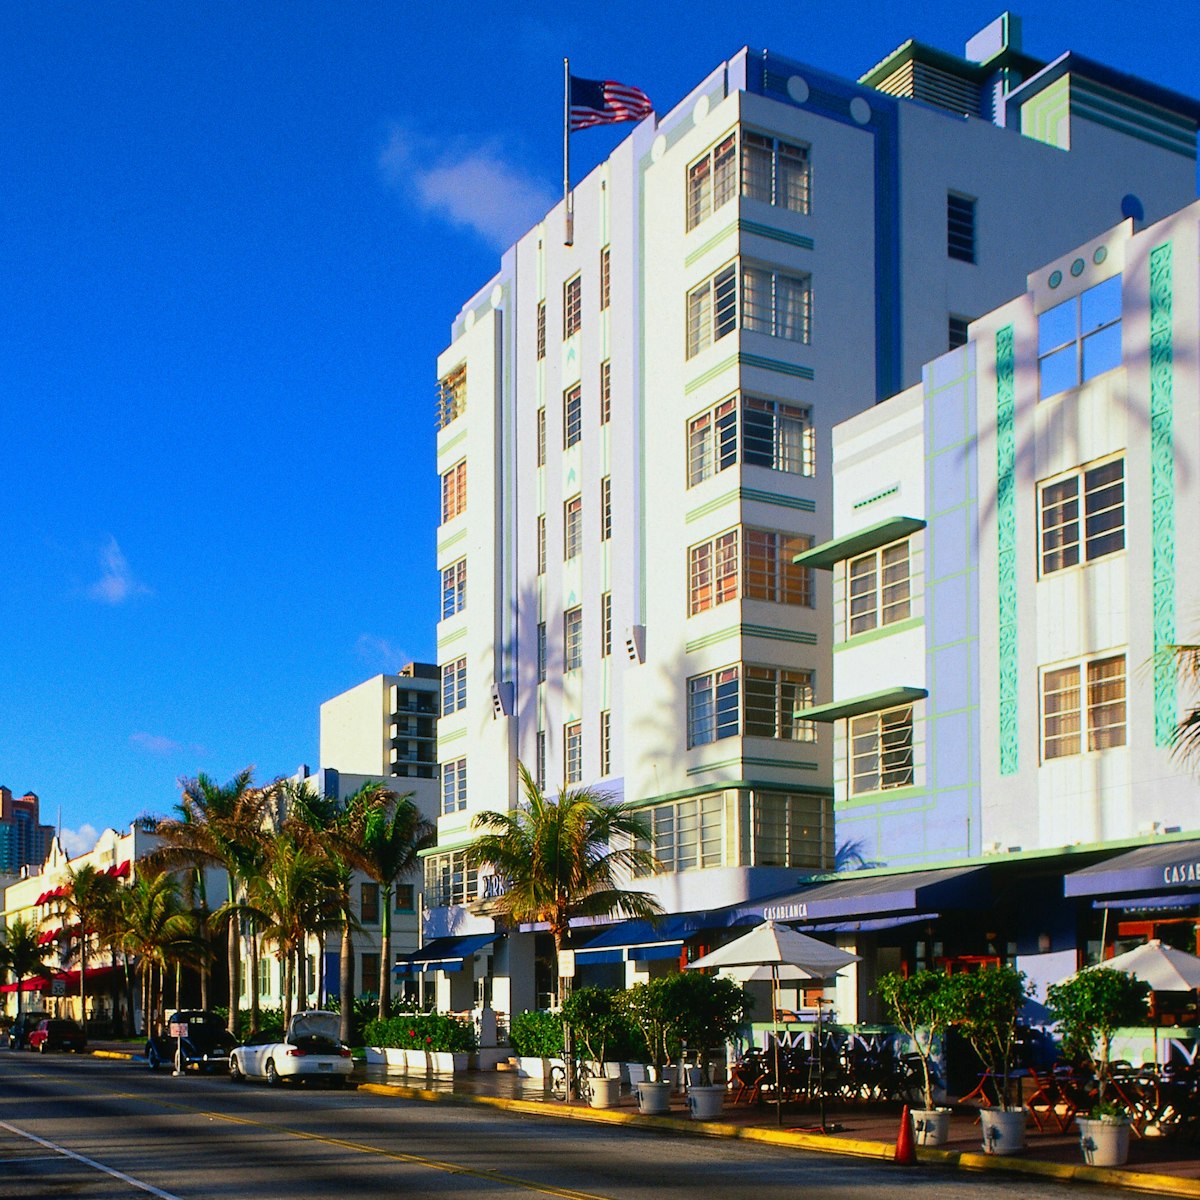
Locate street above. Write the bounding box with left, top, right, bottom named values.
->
left=0, top=1054, right=1116, bottom=1199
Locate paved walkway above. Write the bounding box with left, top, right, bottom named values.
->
left=89, top=1043, right=1200, bottom=1196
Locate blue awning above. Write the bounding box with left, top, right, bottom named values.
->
left=1093, top=893, right=1200, bottom=911
left=394, top=932, right=499, bottom=975
left=575, top=910, right=754, bottom=963
left=1064, top=840, right=1200, bottom=900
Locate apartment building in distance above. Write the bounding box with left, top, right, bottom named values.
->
left=798, top=202, right=1200, bottom=998
left=426, top=13, right=1200, bottom=1016
left=0, top=787, right=55, bottom=876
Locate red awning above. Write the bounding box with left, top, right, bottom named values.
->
left=53, top=965, right=120, bottom=987
left=34, top=891, right=48, bottom=905
left=113, top=861, right=130, bottom=879
left=0, top=976, right=50, bottom=994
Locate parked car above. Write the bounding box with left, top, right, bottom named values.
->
left=29, top=1018, right=87, bottom=1053
left=8, top=1011, right=50, bottom=1051
left=146, top=1009, right=237, bottom=1073
left=229, top=1010, right=354, bottom=1087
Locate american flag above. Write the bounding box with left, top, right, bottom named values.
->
left=569, top=75, right=653, bottom=132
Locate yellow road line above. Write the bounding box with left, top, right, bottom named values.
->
left=11, top=1072, right=611, bottom=1200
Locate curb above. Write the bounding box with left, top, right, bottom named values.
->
left=354, top=1082, right=1200, bottom=1197
left=91, top=1050, right=136, bottom=1061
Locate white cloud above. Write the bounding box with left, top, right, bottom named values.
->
left=87, top=536, right=151, bottom=605
left=130, top=731, right=181, bottom=756
left=379, top=126, right=557, bottom=250
left=355, top=634, right=409, bottom=672
left=60, top=824, right=99, bottom=857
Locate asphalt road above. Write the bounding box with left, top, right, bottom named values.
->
left=0, top=1053, right=1113, bottom=1199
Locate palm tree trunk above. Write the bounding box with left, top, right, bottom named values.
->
left=79, top=932, right=88, bottom=1033
left=339, top=911, right=353, bottom=1046
left=226, top=918, right=239, bottom=1036
left=249, top=920, right=261, bottom=1032
left=283, top=954, right=293, bottom=1025
left=378, top=885, right=392, bottom=1019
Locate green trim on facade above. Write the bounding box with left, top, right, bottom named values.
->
left=741, top=624, right=818, bottom=645
left=739, top=220, right=815, bottom=251
left=1073, top=100, right=1198, bottom=159
left=624, top=778, right=832, bottom=811
left=1150, top=241, right=1178, bottom=746
left=1021, top=75, right=1071, bottom=150
left=437, top=428, right=468, bottom=459
left=684, top=352, right=815, bottom=396
left=684, top=486, right=817, bottom=524
left=685, top=487, right=740, bottom=523
left=437, top=528, right=467, bottom=555
left=683, top=220, right=738, bottom=267
left=437, top=626, right=468, bottom=649
left=853, top=484, right=900, bottom=510
left=741, top=755, right=819, bottom=771
left=833, top=615, right=923, bottom=652
left=995, top=324, right=1019, bottom=775
left=684, top=353, right=740, bottom=394
left=437, top=728, right=467, bottom=746
left=834, top=784, right=925, bottom=810
left=685, top=625, right=739, bottom=653
left=684, top=757, right=819, bottom=778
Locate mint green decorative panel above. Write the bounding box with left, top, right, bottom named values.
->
left=996, top=325, right=1018, bottom=774
left=1149, top=242, right=1177, bottom=746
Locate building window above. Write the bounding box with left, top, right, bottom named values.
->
left=536, top=407, right=546, bottom=466
left=641, top=794, right=724, bottom=873
left=848, top=540, right=911, bottom=636
left=687, top=132, right=737, bottom=230
left=563, top=274, right=582, bottom=337
left=441, top=459, right=467, bottom=523
left=600, top=359, right=611, bottom=424
left=424, top=850, right=477, bottom=908
left=600, top=475, right=612, bottom=540
left=536, top=301, right=546, bottom=360
left=742, top=265, right=811, bottom=343
left=441, top=658, right=466, bottom=715
left=601, top=591, right=612, bottom=657
left=441, top=558, right=466, bottom=619
left=442, top=757, right=467, bottom=813
left=436, top=364, right=466, bottom=430
left=564, top=495, right=582, bottom=560
left=563, top=385, right=582, bottom=449
left=687, top=666, right=740, bottom=747
left=1039, top=457, right=1124, bottom=575
left=1042, top=655, right=1127, bottom=760
left=687, top=394, right=814, bottom=485
left=564, top=606, right=583, bottom=671
left=744, top=529, right=812, bottom=606
left=537, top=515, right=546, bottom=575
left=257, top=956, right=272, bottom=996
left=361, top=953, right=380, bottom=994
left=689, top=529, right=739, bottom=614
left=948, top=315, right=969, bottom=350
left=394, top=884, right=415, bottom=912
left=686, top=262, right=738, bottom=357
left=600, top=245, right=611, bottom=310
left=752, top=792, right=826, bottom=869
left=536, top=730, right=546, bottom=790
left=537, top=622, right=547, bottom=682
left=564, top=721, right=582, bottom=783
left=600, top=709, right=611, bottom=776
left=1038, top=275, right=1122, bottom=400
left=744, top=666, right=815, bottom=741
left=850, top=705, right=914, bottom=795
left=360, top=882, right=380, bottom=924
left=742, top=132, right=811, bottom=214
left=947, top=193, right=976, bottom=263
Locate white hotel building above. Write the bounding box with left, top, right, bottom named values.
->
left=423, top=16, right=1200, bottom=1015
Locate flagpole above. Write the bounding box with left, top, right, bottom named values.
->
left=563, top=57, right=573, bottom=247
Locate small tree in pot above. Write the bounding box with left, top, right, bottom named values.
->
left=876, top=969, right=953, bottom=1142
left=563, top=986, right=637, bottom=1108
left=662, top=970, right=751, bottom=1086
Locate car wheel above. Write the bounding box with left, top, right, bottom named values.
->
left=265, top=1058, right=280, bottom=1087
left=146, top=1044, right=160, bottom=1070
left=229, top=1056, right=243, bottom=1084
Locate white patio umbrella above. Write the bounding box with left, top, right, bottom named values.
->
left=687, top=921, right=860, bottom=1126
left=1086, top=939, right=1200, bottom=993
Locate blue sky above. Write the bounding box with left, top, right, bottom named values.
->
left=2, top=1, right=1197, bottom=852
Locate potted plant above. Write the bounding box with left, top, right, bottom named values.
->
left=562, top=987, right=632, bottom=1109
left=622, top=979, right=675, bottom=1114
left=508, top=1009, right=564, bottom=1081
left=876, top=969, right=954, bottom=1146
left=663, top=971, right=751, bottom=1120
left=1047, top=966, right=1150, bottom=1166
left=945, top=966, right=1029, bottom=1155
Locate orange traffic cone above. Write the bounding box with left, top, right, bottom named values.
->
left=894, top=1104, right=917, bottom=1165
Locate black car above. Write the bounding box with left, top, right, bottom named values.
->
left=146, top=1009, right=237, bottom=1072
left=8, top=1011, right=50, bottom=1051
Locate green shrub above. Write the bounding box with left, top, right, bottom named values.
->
left=508, top=1009, right=564, bottom=1057
left=213, top=1006, right=284, bottom=1043
left=362, top=1011, right=476, bottom=1052
left=562, top=987, right=641, bottom=1065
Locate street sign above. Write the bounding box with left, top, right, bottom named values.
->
left=51, top=980, right=66, bottom=997
left=169, top=1022, right=188, bottom=1038
left=557, top=949, right=576, bottom=979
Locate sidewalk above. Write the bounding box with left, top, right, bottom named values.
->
left=86, top=1043, right=1200, bottom=1196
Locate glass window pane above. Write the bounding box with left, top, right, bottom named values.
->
left=1082, top=321, right=1122, bottom=382
left=1080, top=275, right=1122, bottom=334
left=1039, top=344, right=1078, bottom=399
left=1038, top=299, right=1077, bottom=356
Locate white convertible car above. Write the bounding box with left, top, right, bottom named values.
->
left=229, top=1010, right=354, bottom=1087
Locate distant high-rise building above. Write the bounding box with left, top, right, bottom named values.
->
left=0, top=787, right=54, bottom=875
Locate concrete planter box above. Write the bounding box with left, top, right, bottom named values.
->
left=1078, top=1117, right=1131, bottom=1166
left=913, top=1108, right=952, bottom=1147
left=430, top=1051, right=468, bottom=1074
left=636, top=1081, right=673, bottom=1115
left=687, top=1084, right=726, bottom=1121
left=979, top=1107, right=1027, bottom=1155
left=588, top=1076, right=622, bottom=1108
left=403, top=1049, right=431, bottom=1073
left=516, top=1056, right=564, bottom=1080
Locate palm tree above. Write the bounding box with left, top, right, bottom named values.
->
left=153, top=769, right=269, bottom=1034
left=1165, top=642, right=1200, bottom=761
left=240, top=826, right=339, bottom=1023
left=62, top=864, right=120, bottom=1031
left=116, top=870, right=203, bottom=1034
left=467, top=764, right=662, bottom=1006
left=340, top=784, right=435, bottom=1018
left=0, top=918, right=51, bottom=1020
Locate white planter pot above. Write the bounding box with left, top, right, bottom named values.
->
left=636, top=1081, right=673, bottom=1115
left=363, top=1046, right=386, bottom=1065
left=589, top=1076, right=622, bottom=1109
left=979, top=1107, right=1027, bottom=1155
left=430, top=1051, right=467, bottom=1074
left=912, top=1108, right=952, bottom=1147
left=687, top=1084, right=726, bottom=1121
left=516, top=1056, right=550, bottom=1079
left=404, top=1049, right=430, bottom=1073
left=1078, top=1117, right=1131, bottom=1167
